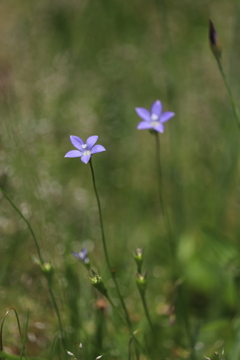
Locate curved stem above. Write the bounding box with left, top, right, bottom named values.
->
left=47, top=287, right=66, bottom=349
left=89, top=159, right=132, bottom=328
left=0, top=308, right=24, bottom=353
left=216, top=57, right=240, bottom=129
left=0, top=189, right=65, bottom=350
left=0, top=188, right=43, bottom=264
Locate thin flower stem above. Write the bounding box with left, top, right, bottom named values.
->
left=47, top=286, right=66, bottom=348
left=0, top=187, right=43, bottom=264
left=154, top=133, right=176, bottom=277
left=154, top=134, right=195, bottom=358
left=216, top=57, right=240, bottom=129
left=20, top=309, right=29, bottom=360
left=106, top=295, right=148, bottom=357
left=139, top=293, right=154, bottom=333
left=0, top=188, right=66, bottom=350
left=89, top=159, right=132, bottom=328
left=0, top=308, right=24, bottom=354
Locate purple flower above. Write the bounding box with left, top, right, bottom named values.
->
left=136, top=100, right=175, bottom=133
left=72, top=248, right=90, bottom=264
left=65, top=135, right=106, bottom=164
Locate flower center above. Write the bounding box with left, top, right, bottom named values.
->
left=82, top=144, right=87, bottom=149
left=151, top=113, right=158, bottom=121
left=151, top=121, right=159, bottom=127
left=83, top=150, right=91, bottom=156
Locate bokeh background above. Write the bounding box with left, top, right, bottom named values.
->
left=1, top=0, right=240, bottom=359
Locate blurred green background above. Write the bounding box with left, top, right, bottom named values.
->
left=1, top=0, right=240, bottom=358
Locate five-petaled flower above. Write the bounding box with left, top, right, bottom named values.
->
left=65, top=135, right=106, bottom=164
left=136, top=100, right=175, bottom=133
left=72, top=248, right=90, bottom=264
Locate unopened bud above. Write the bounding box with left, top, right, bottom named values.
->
left=136, top=271, right=147, bottom=296
left=90, top=273, right=108, bottom=297
left=41, top=262, right=54, bottom=283
left=209, top=20, right=222, bottom=59
left=134, top=248, right=144, bottom=272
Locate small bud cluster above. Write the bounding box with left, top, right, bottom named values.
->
left=90, top=271, right=108, bottom=298
left=134, top=247, right=144, bottom=272
left=134, top=248, right=147, bottom=296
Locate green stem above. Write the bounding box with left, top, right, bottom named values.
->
left=47, top=286, right=66, bottom=349
left=0, top=189, right=65, bottom=351
left=0, top=308, right=25, bottom=354
left=20, top=310, right=29, bottom=360
left=106, top=295, right=147, bottom=356
left=0, top=188, right=43, bottom=264
left=154, top=134, right=196, bottom=357
left=139, top=293, right=154, bottom=333
left=216, top=57, right=240, bottom=129
left=89, top=159, right=132, bottom=328
left=154, top=133, right=176, bottom=276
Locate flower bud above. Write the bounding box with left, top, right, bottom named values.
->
left=90, top=273, right=108, bottom=297
left=41, top=262, right=54, bottom=284
left=136, top=271, right=147, bottom=296
left=134, top=248, right=144, bottom=272
left=209, top=20, right=222, bottom=59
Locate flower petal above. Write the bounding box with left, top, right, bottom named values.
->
left=137, top=121, right=152, bottom=130
left=151, top=100, right=162, bottom=117
left=70, top=135, right=84, bottom=150
left=81, top=154, right=91, bottom=164
left=91, top=144, right=106, bottom=154
left=135, top=107, right=151, bottom=121
left=86, top=135, right=98, bottom=149
left=64, top=150, right=82, bottom=158
left=160, top=111, right=175, bottom=123
left=72, top=252, right=81, bottom=259
left=153, top=123, right=164, bottom=133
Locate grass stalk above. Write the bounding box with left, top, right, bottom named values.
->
left=0, top=188, right=66, bottom=351
left=215, top=57, right=240, bottom=129
left=139, top=292, right=153, bottom=333
left=89, top=159, right=132, bottom=328
left=154, top=133, right=176, bottom=276
left=105, top=295, right=148, bottom=357
left=154, top=134, right=196, bottom=359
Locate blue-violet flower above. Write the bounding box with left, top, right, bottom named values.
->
left=72, top=248, right=90, bottom=264
left=65, top=135, right=106, bottom=164
left=136, top=100, right=175, bottom=133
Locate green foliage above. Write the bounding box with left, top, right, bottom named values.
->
left=1, top=0, right=240, bottom=359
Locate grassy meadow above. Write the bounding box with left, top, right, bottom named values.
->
left=1, top=0, right=240, bottom=359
